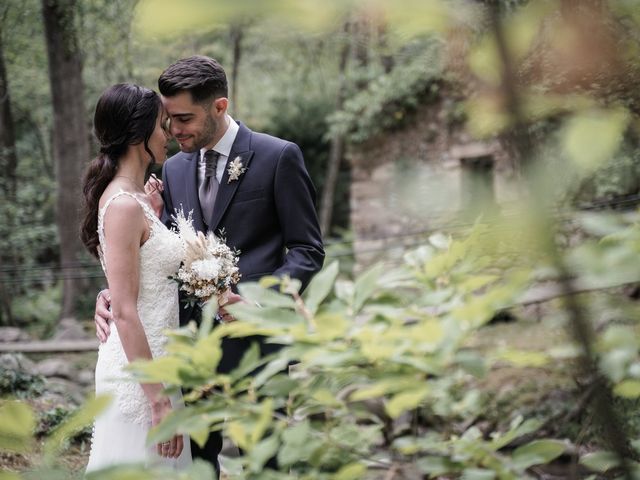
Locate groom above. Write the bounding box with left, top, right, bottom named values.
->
left=94, top=55, right=325, bottom=476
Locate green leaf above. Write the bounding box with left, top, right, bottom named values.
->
left=199, top=300, right=217, bottom=338
left=227, top=303, right=302, bottom=328
left=490, top=418, right=542, bottom=450
left=44, top=395, right=111, bottom=458
left=278, top=419, right=317, bottom=467
left=512, top=439, right=566, bottom=470
left=253, top=357, right=290, bottom=389
left=227, top=421, right=250, bottom=451
left=186, top=459, right=218, bottom=480
left=350, top=377, right=419, bottom=402
left=250, top=398, right=274, bottom=445
left=282, top=419, right=310, bottom=445
left=190, top=428, right=211, bottom=449
left=304, top=260, right=339, bottom=314
left=461, top=468, right=496, bottom=480
left=494, top=348, right=549, bottom=368
left=614, top=380, right=640, bottom=398
left=238, top=282, right=296, bottom=309
left=416, top=456, right=460, bottom=475
left=580, top=451, right=621, bottom=472
left=563, top=108, right=629, bottom=172
left=313, top=312, right=349, bottom=341
left=353, top=263, right=384, bottom=313
left=259, top=275, right=282, bottom=289
left=385, top=386, right=430, bottom=418
left=230, top=342, right=262, bottom=381
left=0, top=400, right=35, bottom=453
left=84, top=464, right=157, bottom=479
left=127, top=356, right=189, bottom=384
left=333, top=463, right=367, bottom=480
left=455, top=351, right=487, bottom=378
left=249, top=434, right=280, bottom=473
left=334, top=279, right=354, bottom=304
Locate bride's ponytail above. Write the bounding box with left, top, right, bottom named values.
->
left=80, top=153, right=117, bottom=258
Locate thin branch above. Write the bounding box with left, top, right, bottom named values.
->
left=487, top=4, right=635, bottom=477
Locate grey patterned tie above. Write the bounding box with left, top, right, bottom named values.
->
left=199, top=150, right=220, bottom=225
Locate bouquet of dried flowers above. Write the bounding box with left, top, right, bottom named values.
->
left=172, top=210, right=241, bottom=305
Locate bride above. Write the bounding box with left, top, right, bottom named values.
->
left=80, top=83, right=191, bottom=471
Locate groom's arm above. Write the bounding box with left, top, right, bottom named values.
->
left=272, top=142, right=325, bottom=293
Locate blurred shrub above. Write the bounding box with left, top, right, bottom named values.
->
left=11, top=284, right=61, bottom=337
left=0, top=368, right=44, bottom=399
left=36, top=405, right=92, bottom=444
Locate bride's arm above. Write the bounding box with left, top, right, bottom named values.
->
left=102, top=196, right=182, bottom=458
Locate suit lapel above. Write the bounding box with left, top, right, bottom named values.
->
left=185, top=151, right=206, bottom=233
left=209, top=122, right=254, bottom=233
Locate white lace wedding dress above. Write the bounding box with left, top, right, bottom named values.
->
left=85, top=191, right=192, bottom=472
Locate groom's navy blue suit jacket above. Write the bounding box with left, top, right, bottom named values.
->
left=160, top=121, right=324, bottom=345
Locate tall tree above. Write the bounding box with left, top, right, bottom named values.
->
left=0, top=6, right=18, bottom=199
left=229, top=23, right=244, bottom=118
left=319, top=21, right=351, bottom=236
left=42, top=0, right=88, bottom=319
left=0, top=5, right=17, bottom=324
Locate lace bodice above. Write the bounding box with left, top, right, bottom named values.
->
left=96, top=191, right=183, bottom=424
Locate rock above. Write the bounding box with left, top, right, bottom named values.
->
left=0, top=327, right=31, bottom=342
left=35, top=358, right=74, bottom=379
left=52, top=317, right=90, bottom=341
left=44, top=377, right=85, bottom=406
left=77, top=369, right=94, bottom=386
left=0, top=353, right=37, bottom=374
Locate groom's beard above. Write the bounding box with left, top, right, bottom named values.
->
left=179, top=116, right=217, bottom=153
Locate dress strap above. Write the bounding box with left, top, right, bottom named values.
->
left=97, top=190, right=159, bottom=275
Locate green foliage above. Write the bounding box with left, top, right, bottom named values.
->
left=0, top=367, right=44, bottom=399
left=123, top=222, right=562, bottom=479
left=264, top=83, right=351, bottom=233
left=573, top=140, right=640, bottom=204
left=36, top=405, right=92, bottom=444
left=0, top=400, right=35, bottom=454
left=329, top=38, right=446, bottom=144
left=10, top=284, right=61, bottom=335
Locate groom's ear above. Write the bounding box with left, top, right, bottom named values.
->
left=211, top=97, right=228, bottom=116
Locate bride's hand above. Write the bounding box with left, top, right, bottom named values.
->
left=145, top=174, right=164, bottom=219
left=151, top=397, right=183, bottom=458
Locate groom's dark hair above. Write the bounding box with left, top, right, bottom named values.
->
left=158, top=55, right=228, bottom=104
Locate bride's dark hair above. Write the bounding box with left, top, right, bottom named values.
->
left=81, top=83, right=162, bottom=258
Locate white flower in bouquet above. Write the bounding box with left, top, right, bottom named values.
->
left=172, top=210, right=241, bottom=304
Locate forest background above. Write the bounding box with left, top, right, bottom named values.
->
left=3, top=0, right=640, bottom=479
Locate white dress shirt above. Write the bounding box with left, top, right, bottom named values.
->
left=198, top=115, right=239, bottom=184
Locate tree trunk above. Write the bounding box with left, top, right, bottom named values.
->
left=0, top=7, right=16, bottom=324
left=229, top=23, right=243, bottom=118
left=0, top=9, right=18, bottom=200
left=319, top=22, right=351, bottom=236
left=42, top=0, right=88, bottom=320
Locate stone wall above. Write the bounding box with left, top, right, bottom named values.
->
left=347, top=98, right=517, bottom=268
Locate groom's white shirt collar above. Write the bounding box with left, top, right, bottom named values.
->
left=198, top=115, right=239, bottom=183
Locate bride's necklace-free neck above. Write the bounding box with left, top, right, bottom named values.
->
left=114, top=175, right=145, bottom=193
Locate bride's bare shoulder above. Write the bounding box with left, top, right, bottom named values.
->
left=100, top=191, right=145, bottom=226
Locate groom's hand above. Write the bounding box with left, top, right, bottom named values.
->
left=95, top=289, right=112, bottom=343
left=219, top=291, right=244, bottom=323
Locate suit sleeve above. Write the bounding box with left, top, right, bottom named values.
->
left=160, top=161, right=176, bottom=229
left=272, top=142, right=325, bottom=292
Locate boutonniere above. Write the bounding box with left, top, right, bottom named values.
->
left=227, top=156, right=247, bottom=183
